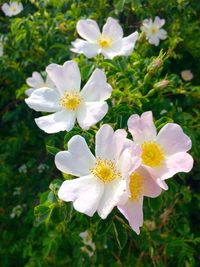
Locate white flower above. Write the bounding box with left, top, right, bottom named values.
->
left=26, top=71, right=55, bottom=96
left=56, top=124, right=141, bottom=219
left=181, top=70, right=194, bottom=81
left=18, top=164, right=27, bottom=174
left=71, top=17, right=138, bottom=59
left=141, top=16, right=167, bottom=46
left=25, top=60, right=112, bottom=133
left=1, top=2, right=23, bottom=17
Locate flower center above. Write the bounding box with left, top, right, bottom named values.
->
left=98, top=36, right=112, bottom=48
left=11, top=6, right=17, bottom=12
left=91, top=159, right=121, bottom=183
left=141, top=141, right=165, bottom=167
left=60, top=91, right=82, bottom=110
left=150, top=26, right=158, bottom=34
left=129, top=172, right=144, bottom=201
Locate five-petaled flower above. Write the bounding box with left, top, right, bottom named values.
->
left=56, top=124, right=141, bottom=219
left=141, top=16, right=167, bottom=46
left=1, top=2, right=23, bottom=17
left=128, top=111, right=193, bottom=190
left=26, top=71, right=55, bottom=96
left=25, top=60, right=112, bottom=133
left=71, top=17, right=138, bottom=59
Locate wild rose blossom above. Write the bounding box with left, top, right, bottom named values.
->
left=1, top=2, right=23, bottom=17
left=141, top=16, right=167, bottom=46
left=128, top=111, right=193, bottom=190
left=25, top=60, right=112, bottom=133
left=56, top=124, right=141, bottom=219
left=26, top=71, right=55, bottom=96
left=181, top=70, right=194, bottom=81
left=71, top=17, right=138, bottom=59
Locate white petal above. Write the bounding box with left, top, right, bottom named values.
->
left=154, top=16, right=165, bottom=28
left=157, top=29, right=167, bottom=40
left=156, top=123, right=192, bottom=155
left=101, top=40, right=122, bottom=59
left=55, top=135, right=96, bottom=176
left=148, top=35, right=160, bottom=46
left=77, top=19, right=101, bottom=42
left=58, top=175, right=104, bottom=217
left=25, top=88, right=60, bottom=112
left=97, top=178, right=126, bottom=219
left=119, top=31, right=138, bottom=56
left=77, top=102, right=108, bottom=130
left=35, top=110, right=76, bottom=133
left=118, top=198, right=143, bottom=234
left=81, top=68, right=112, bottom=102
left=102, top=17, right=123, bottom=41
left=128, top=111, right=157, bottom=144
left=46, top=60, right=81, bottom=95
left=26, top=72, right=44, bottom=88
left=71, top=39, right=99, bottom=58
left=46, top=74, right=56, bottom=88
left=1, top=3, right=12, bottom=16
left=25, top=88, right=35, bottom=96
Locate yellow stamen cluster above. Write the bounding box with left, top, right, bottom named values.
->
left=141, top=141, right=165, bottom=167
left=129, top=172, right=144, bottom=201
left=60, top=91, right=82, bottom=110
left=150, top=26, right=158, bottom=34
left=98, top=36, right=112, bottom=48
left=91, top=159, right=121, bottom=183
left=11, top=6, right=17, bottom=12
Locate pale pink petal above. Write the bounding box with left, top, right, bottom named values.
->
left=156, top=123, right=192, bottom=155
left=128, top=111, right=157, bottom=143
left=35, top=110, right=76, bottom=133
left=71, top=39, right=99, bottom=58
left=154, top=16, right=165, bottom=28
left=102, top=17, right=123, bottom=41
left=148, top=35, right=160, bottom=46
left=77, top=19, right=101, bottom=42
left=26, top=72, right=44, bottom=88
left=118, top=198, right=143, bottom=235
left=77, top=102, right=108, bottom=130
left=25, top=88, right=35, bottom=96
left=97, top=178, right=126, bottom=219
left=55, top=135, right=96, bottom=176
left=119, top=32, right=138, bottom=56
left=80, top=69, right=112, bottom=102
left=157, top=29, right=167, bottom=40
left=2, top=3, right=12, bottom=16
left=58, top=175, right=104, bottom=217
left=46, top=61, right=81, bottom=95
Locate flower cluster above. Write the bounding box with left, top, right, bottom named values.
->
left=25, top=16, right=193, bottom=234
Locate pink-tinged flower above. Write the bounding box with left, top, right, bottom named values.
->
left=25, top=60, right=112, bottom=133
left=128, top=111, right=193, bottom=190
left=1, top=2, right=23, bottom=17
left=56, top=124, right=141, bottom=219
left=118, top=166, right=162, bottom=234
left=26, top=71, right=55, bottom=96
left=71, top=17, right=138, bottom=59
left=181, top=70, right=194, bottom=81
left=141, top=16, right=167, bottom=46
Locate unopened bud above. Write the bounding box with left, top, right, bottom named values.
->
left=155, top=79, right=169, bottom=89
left=181, top=70, right=193, bottom=81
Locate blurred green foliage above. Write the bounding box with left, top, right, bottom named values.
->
left=0, top=0, right=200, bottom=266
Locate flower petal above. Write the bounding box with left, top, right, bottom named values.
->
left=71, top=39, right=99, bottom=58
left=25, top=88, right=35, bottom=96
left=35, top=110, right=76, bottom=133
left=102, top=17, right=123, bottom=41
left=158, top=29, right=167, bottom=40
left=101, top=40, right=122, bottom=59
left=25, top=88, right=60, bottom=112
left=154, top=16, right=165, bottom=28
left=77, top=19, right=101, bottom=42
left=128, top=111, right=157, bottom=144
left=119, top=31, right=138, bottom=56
left=97, top=178, right=126, bottom=219
left=46, top=60, right=81, bottom=95
left=58, top=175, right=104, bottom=217
left=1, top=3, right=12, bottom=16
left=81, top=69, right=112, bottom=101
left=26, top=72, right=44, bottom=88
left=118, top=198, right=143, bottom=235
left=55, top=135, right=96, bottom=176
left=157, top=123, right=192, bottom=155
left=148, top=35, right=160, bottom=46
left=77, top=102, right=108, bottom=130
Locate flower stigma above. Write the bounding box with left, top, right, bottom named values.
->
left=129, top=172, right=144, bottom=201
left=60, top=91, right=82, bottom=110
left=91, top=159, right=121, bottom=183
left=98, top=35, right=112, bottom=48
left=141, top=141, right=165, bottom=167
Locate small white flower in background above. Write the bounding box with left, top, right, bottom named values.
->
left=1, top=2, right=23, bottom=17
left=128, top=111, right=193, bottom=190
left=37, top=163, right=49, bottom=173
left=160, top=109, right=167, bottom=115
left=118, top=166, right=162, bottom=234
left=71, top=17, right=138, bottom=59
left=141, top=16, right=167, bottom=46
left=80, top=230, right=96, bottom=256
left=181, top=70, right=194, bottom=81
left=56, top=124, right=141, bottom=219
left=26, top=71, right=55, bottom=96
left=10, top=204, right=23, bottom=218
left=18, top=164, right=27, bottom=174
left=25, top=60, right=112, bottom=133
